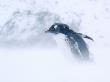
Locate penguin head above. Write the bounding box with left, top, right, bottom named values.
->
left=45, top=23, right=70, bottom=35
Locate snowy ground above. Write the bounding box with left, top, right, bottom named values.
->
left=0, top=0, right=110, bottom=82
left=0, top=46, right=110, bottom=82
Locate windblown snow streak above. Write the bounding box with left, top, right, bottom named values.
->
left=0, top=0, right=110, bottom=82
left=0, top=10, right=80, bottom=47
left=0, top=11, right=61, bottom=46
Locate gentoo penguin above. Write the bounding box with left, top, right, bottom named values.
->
left=45, top=23, right=93, bottom=60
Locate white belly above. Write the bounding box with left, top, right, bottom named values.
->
left=53, top=33, right=75, bottom=61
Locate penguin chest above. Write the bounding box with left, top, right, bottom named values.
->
left=53, top=33, right=72, bottom=55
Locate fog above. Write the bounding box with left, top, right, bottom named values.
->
left=0, top=0, right=110, bottom=82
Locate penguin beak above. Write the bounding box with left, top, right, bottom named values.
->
left=45, top=30, right=49, bottom=33
left=45, top=29, right=56, bottom=34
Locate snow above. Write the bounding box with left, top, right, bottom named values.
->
left=0, top=47, right=110, bottom=82
left=0, top=0, right=110, bottom=82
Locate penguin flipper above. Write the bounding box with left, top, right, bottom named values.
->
left=78, top=33, right=94, bottom=41
left=84, top=35, right=94, bottom=41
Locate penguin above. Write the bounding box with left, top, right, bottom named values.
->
left=45, top=23, right=93, bottom=60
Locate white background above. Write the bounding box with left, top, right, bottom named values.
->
left=0, top=0, right=110, bottom=82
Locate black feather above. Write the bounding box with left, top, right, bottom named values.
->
left=46, top=23, right=92, bottom=60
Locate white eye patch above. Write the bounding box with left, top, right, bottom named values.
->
left=63, top=25, right=65, bottom=28
left=54, top=25, right=58, bottom=29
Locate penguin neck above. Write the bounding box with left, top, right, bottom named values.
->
left=53, top=33, right=72, bottom=55
left=64, top=29, right=76, bottom=37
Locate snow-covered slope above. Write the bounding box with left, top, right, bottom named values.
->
left=0, top=10, right=61, bottom=46
left=0, top=0, right=110, bottom=82
left=0, top=11, right=80, bottom=46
